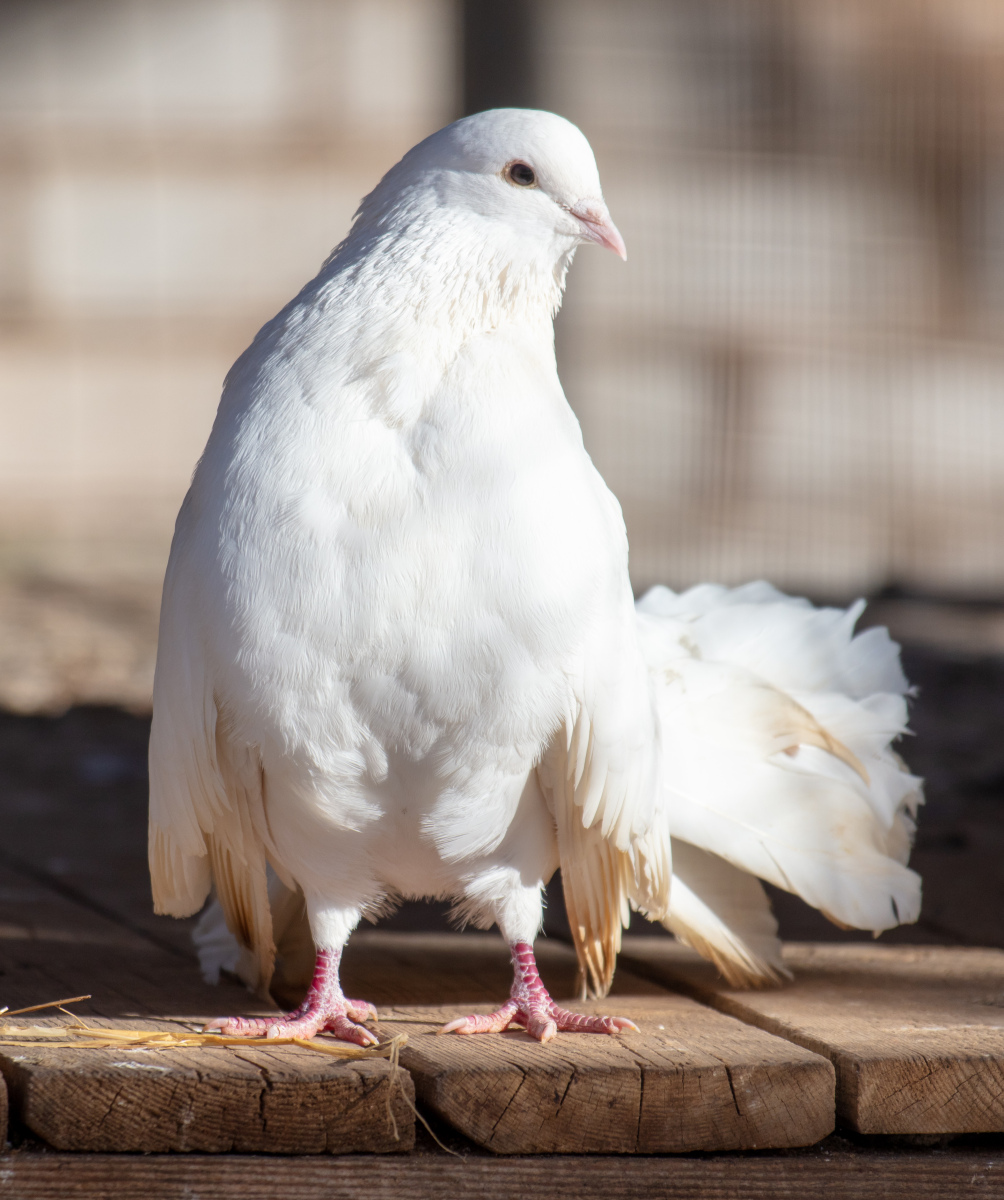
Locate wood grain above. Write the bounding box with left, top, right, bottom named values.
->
left=621, top=938, right=1004, bottom=1135
left=0, top=859, right=413, bottom=1153
left=2, top=1031, right=412, bottom=1154
left=3, top=1147, right=1004, bottom=1200
left=344, top=932, right=834, bottom=1153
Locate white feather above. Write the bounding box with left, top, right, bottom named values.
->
left=661, top=840, right=788, bottom=987
left=637, top=583, right=922, bottom=945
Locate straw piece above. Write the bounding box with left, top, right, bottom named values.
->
left=0, top=995, right=91, bottom=1018
left=0, top=1015, right=460, bottom=1156
left=380, top=1032, right=461, bottom=1157
left=0, top=1022, right=407, bottom=1060
left=0, top=1026, right=74, bottom=1038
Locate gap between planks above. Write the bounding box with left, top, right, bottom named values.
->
left=0, top=888, right=834, bottom=1156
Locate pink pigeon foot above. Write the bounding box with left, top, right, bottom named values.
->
left=440, top=941, right=639, bottom=1044
left=204, top=947, right=379, bottom=1046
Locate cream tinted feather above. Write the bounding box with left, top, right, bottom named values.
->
left=149, top=529, right=280, bottom=994
left=537, top=604, right=671, bottom=999
left=662, top=840, right=788, bottom=988
left=148, top=534, right=219, bottom=918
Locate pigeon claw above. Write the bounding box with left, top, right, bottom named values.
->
left=439, top=1000, right=520, bottom=1037
left=440, top=999, right=638, bottom=1043
left=439, top=942, right=640, bottom=1043
left=203, top=997, right=379, bottom=1047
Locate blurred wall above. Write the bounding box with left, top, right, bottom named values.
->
left=537, top=0, right=1004, bottom=596
left=3, top=0, right=1004, bottom=606
left=0, top=0, right=456, bottom=545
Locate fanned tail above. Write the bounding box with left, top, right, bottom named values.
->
left=636, top=581, right=923, bottom=987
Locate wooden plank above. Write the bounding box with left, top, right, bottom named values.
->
left=3, top=1146, right=1004, bottom=1200
left=621, top=938, right=1004, bottom=1135
left=343, top=932, right=834, bottom=1153
left=0, top=860, right=414, bottom=1153
left=2, top=1031, right=411, bottom=1154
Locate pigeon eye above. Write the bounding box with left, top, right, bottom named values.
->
left=505, top=161, right=537, bottom=188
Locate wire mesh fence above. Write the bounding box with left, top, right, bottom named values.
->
left=2, top=1, right=1004, bottom=714
left=528, top=0, right=1004, bottom=597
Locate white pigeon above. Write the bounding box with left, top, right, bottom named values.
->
left=149, top=109, right=922, bottom=1045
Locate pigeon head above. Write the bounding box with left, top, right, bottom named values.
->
left=354, top=108, right=625, bottom=268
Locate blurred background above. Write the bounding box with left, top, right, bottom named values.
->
left=1, top=0, right=1003, bottom=951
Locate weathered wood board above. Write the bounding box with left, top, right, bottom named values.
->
left=345, top=932, right=834, bottom=1153
left=1, top=1028, right=412, bottom=1154
left=621, top=937, right=1004, bottom=1135
left=5, top=1146, right=1004, bottom=1200
left=0, top=858, right=414, bottom=1153
left=387, top=998, right=833, bottom=1154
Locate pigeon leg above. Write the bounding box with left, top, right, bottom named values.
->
left=203, top=947, right=378, bottom=1046
left=440, top=941, right=639, bottom=1044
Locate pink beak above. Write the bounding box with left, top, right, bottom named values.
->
left=570, top=202, right=627, bottom=261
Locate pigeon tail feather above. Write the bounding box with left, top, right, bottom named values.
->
left=661, top=840, right=789, bottom=988
left=636, top=581, right=922, bottom=987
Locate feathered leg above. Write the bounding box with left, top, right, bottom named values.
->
left=440, top=941, right=638, bottom=1043
left=204, top=946, right=378, bottom=1046
left=442, top=793, right=636, bottom=1043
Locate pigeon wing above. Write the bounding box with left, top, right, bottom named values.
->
left=540, top=605, right=671, bottom=999
left=148, top=512, right=278, bottom=995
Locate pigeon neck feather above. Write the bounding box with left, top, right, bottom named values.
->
left=318, top=201, right=573, bottom=360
